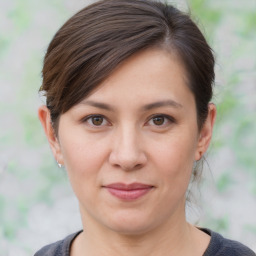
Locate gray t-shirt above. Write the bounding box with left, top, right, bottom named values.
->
left=34, top=228, right=256, bottom=256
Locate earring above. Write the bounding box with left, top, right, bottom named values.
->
left=57, top=161, right=62, bottom=168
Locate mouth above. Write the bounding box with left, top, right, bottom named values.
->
left=103, top=183, right=154, bottom=200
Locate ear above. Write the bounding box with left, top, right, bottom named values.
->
left=195, top=103, right=216, bottom=161
left=38, top=105, right=64, bottom=165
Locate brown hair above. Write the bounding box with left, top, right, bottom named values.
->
left=40, top=0, right=215, bottom=133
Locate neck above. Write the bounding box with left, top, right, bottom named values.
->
left=71, top=202, right=209, bottom=256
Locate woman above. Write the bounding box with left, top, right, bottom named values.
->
left=35, top=0, right=255, bottom=255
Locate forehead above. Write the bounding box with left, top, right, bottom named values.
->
left=81, top=48, right=194, bottom=109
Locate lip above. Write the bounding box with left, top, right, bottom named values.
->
left=103, top=183, right=154, bottom=200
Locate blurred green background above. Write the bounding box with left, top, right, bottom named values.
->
left=0, top=0, right=255, bottom=255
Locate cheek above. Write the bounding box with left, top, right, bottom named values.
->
left=60, top=133, right=109, bottom=183
left=59, top=135, right=111, bottom=209
left=151, top=133, right=197, bottom=183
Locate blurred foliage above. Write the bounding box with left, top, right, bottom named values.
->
left=207, top=215, right=230, bottom=234
left=216, top=172, right=233, bottom=193
left=190, top=0, right=256, bottom=175
left=188, top=0, right=256, bottom=241
left=189, top=0, right=222, bottom=41
left=245, top=224, right=256, bottom=235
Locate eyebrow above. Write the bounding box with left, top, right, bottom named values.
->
left=81, top=100, right=115, bottom=111
left=142, top=99, right=183, bottom=111
left=80, top=99, right=183, bottom=111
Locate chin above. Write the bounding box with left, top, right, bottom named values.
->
left=109, top=223, right=152, bottom=236
left=103, top=210, right=155, bottom=236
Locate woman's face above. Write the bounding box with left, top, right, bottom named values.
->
left=40, top=49, right=215, bottom=235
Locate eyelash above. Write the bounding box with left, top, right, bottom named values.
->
left=146, top=114, right=175, bottom=127
left=82, top=115, right=110, bottom=127
left=81, top=114, right=175, bottom=128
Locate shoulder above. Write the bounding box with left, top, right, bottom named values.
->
left=202, top=228, right=256, bottom=256
left=34, top=231, right=82, bottom=256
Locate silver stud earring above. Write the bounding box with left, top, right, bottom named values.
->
left=57, top=161, right=62, bottom=168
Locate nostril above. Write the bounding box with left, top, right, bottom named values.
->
left=121, top=163, right=142, bottom=172
left=109, top=150, right=147, bottom=171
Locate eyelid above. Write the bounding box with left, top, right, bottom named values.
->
left=81, top=114, right=111, bottom=127
left=80, top=113, right=175, bottom=127
left=146, top=114, right=176, bottom=126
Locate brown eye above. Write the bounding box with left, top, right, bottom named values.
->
left=152, top=116, right=165, bottom=125
left=147, top=115, right=174, bottom=127
left=83, top=115, right=110, bottom=128
left=91, top=116, right=104, bottom=126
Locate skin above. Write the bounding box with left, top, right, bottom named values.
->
left=39, top=48, right=216, bottom=256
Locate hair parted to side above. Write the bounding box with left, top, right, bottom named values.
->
left=40, top=0, right=215, bottom=133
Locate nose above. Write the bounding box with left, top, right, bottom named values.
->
left=109, top=126, right=147, bottom=171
